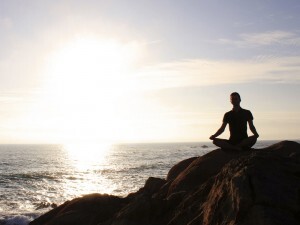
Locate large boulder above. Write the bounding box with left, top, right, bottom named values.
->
left=166, top=149, right=251, bottom=195
left=29, top=194, right=127, bottom=225
left=30, top=141, right=300, bottom=225
left=169, top=142, right=300, bottom=225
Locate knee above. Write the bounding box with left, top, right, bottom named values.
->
left=250, top=135, right=258, bottom=142
left=212, top=139, right=220, bottom=145
left=248, top=136, right=257, bottom=146
left=252, top=137, right=258, bottom=144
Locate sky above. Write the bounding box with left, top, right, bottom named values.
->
left=0, top=0, right=299, bottom=144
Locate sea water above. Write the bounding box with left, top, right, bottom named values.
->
left=0, top=140, right=287, bottom=224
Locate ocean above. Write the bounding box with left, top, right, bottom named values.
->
left=0, top=140, right=289, bottom=224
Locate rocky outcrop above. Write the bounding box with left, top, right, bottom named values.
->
left=29, top=140, right=300, bottom=225
left=29, top=194, right=127, bottom=225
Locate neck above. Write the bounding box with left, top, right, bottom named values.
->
left=232, top=105, right=241, bottom=111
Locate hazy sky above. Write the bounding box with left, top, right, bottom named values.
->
left=0, top=0, right=299, bottom=144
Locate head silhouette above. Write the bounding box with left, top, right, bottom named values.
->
left=230, top=92, right=241, bottom=106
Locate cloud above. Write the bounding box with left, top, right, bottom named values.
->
left=218, top=30, right=300, bottom=47
left=135, top=56, right=300, bottom=90
left=241, top=31, right=294, bottom=45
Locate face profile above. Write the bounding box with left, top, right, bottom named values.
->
left=230, top=92, right=241, bottom=107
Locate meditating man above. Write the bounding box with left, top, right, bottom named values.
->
left=210, top=92, right=259, bottom=151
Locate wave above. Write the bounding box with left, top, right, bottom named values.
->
left=93, top=164, right=166, bottom=175
left=0, top=172, right=63, bottom=182
left=0, top=213, right=39, bottom=225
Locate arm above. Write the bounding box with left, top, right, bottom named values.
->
left=248, top=120, right=259, bottom=138
left=210, top=122, right=227, bottom=140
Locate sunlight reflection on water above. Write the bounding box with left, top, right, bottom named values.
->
left=61, top=142, right=117, bottom=197
left=63, top=142, right=111, bottom=170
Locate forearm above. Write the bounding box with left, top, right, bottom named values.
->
left=210, top=123, right=226, bottom=140
left=213, top=128, right=224, bottom=137
left=250, top=125, right=259, bottom=137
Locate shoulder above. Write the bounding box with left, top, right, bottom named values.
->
left=225, top=110, right=233, bottom=116
left=223, top=110, right=232, bottom=122
left=242, top=108, right=253, bottom=119
left=223, top=110, right=233, bottom=118
left=241, top=108, right=251, bottom=113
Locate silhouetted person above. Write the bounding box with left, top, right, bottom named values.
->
left=210, top=92, right=259, bottom=151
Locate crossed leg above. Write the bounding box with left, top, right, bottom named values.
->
left=212, top=135, right=257, bottom=151
left=236, top=135, right=257, bottom=149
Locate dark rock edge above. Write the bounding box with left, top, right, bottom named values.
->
left=29, top=140, right=300, bottom=225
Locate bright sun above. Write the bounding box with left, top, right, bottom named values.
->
left=40, top=37, right=140, bottom=145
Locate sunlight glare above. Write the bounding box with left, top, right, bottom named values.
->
left=41, top=37, right=141, bottom=143
left=63, top=141, right=112, bottom=171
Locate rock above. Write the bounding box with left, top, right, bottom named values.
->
left=167, top=148, right=252, bottom=195
left=30, top=140, right=300, bottom=225
left=142, top=177, right=167, bottom=195
left=200, top=152, right=300, bottom=225
left=168, top=141, right=300, bottom=225
left=126, top=177, right=167, bottom=200
left=29, top=194, right=127, bottom=225
left=112, top=195, right=170, bottom=225
left=34, top=201, right=57, bottom=210
left=167, top=157, right=197, bottom=181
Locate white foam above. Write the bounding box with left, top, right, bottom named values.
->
left=2, top=215, right=34, bottom=225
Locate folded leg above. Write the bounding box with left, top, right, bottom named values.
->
left=236, top=135, right=257, bottom=149
left=212, top=138, right=242, bottom=151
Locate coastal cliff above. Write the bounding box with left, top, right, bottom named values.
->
left=29, top=141, right=300, bottom=225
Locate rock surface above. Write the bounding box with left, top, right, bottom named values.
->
left=29, top=140, right=300, bottom=225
